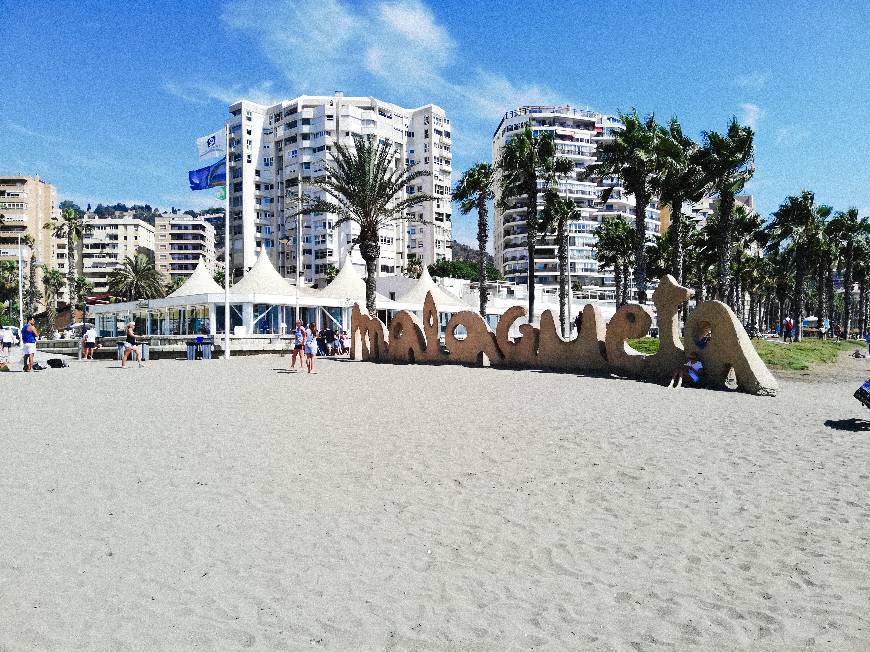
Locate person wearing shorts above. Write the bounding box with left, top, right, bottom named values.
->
left=121, top=322, right=145, bottom=368
left=304, top=322, right=318, bottom=374
left=1, top=328, right=13, bottom=357
left=21, top=317, right=39, bottom=372
left=82, top=325, right=98, bottom=360
left=290, top=319, right=305, bottom=371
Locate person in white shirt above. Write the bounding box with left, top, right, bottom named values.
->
left=1, top=328, right=13, bottom=357
left=81, top=325, right=98, bottom=360
left=667, top=352, right=704, bottom=388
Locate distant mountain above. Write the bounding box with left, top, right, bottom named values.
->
left=450, top=240, right=494, bottom=266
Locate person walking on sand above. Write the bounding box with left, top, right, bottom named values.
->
left=290, top=319, right=306, bottom=371
left=121, top=321, right=145, bottom=368
left=304, top=322, right=318, bottom=374
left=81, top=324, right=98, bottom=360
left=21, top=316, right=39, bottom=372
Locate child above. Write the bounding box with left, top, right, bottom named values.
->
left=304, top=322, right=318, bottom=374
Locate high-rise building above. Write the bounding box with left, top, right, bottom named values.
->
left=0, top=175, right=59, bottom=309
left=78, top=213, right=156, bottom=294
left=226, top=93, right=452, bottom=286
left=492, top=106, right=661, bottom=292
left=154, top=213, right=215, bottom=281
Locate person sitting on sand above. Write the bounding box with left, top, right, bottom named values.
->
left=667, top=352, right=703, bottom=388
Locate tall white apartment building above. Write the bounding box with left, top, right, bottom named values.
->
left=492, top=106, right=661, bottom=291
left=0, top=175, right=59, bottom=308
left=77, top=213, right=156, bottom=293
left=227, top=93, right=452, bottom=286
left=154, top=213, right=215, bottom=281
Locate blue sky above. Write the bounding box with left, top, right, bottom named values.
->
left=2, top=1, right=869, bottom=244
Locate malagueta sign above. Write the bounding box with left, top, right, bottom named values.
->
left=350, top=275, right=778, bottom=397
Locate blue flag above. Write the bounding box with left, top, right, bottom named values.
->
left=188, top=159, right=226, bottom=190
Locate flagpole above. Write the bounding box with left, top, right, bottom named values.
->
left=295, top=169, right=301, bottom=323
left=223, top=123, right=231, bottom=359
left=17, top=234, right=24, bottom=333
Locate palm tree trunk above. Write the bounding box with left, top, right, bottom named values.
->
left=717, top=191, right=735, bottom=306
left=67, top=233, right=76, bottom=329
left=526, top=181, right=538, bottom=322
left=794, top=261, right=806, bottom=342
left=621, top=261, right=630, bottom=305
left=843, top=243, right=854, bottom=338
left=826, top=262, right=835, bottom=338
left=634, top=192, right=650, bottom=303
left=614, top=259, right=622, bottom=308
left=27, top=253, right=38, bottom=316
left=476, top=195, right=489, bottom=318
left=557, top=210, right=568, bottom=337
left=748, top=291, right=757, bottom=334
left=859, top=277, right=867, bottom=338
left=816, top=261, right=826, bottom=339
left=359, top=237, right=380, bottom=316
left=671, top=197, right=683, bottom=283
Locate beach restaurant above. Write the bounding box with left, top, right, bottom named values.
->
left=92, top=251, right=624, bottom=343
left=91, top=252, right=469, bottom=339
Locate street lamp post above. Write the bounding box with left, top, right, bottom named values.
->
left=17, top=235, right=24, bottom=333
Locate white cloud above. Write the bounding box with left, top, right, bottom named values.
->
left=215, top=0, right=554, bottom=124
left=734, top=72, right=767, bottom=90
left=738, top=103, right=763, bottom=131
left=774, top=126, right=810, bottom=146
left=453, top=70, right=561, bottom=121
left=164, top=80, right=281, bottom=106
left=6, top=121, right=50, bottom=141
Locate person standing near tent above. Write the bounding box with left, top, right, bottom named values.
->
left=290, top=319, right=306, bottom=371
left=304, top=322, right=318, bottom=374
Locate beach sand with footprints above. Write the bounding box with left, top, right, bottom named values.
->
left=1, top=354, right=868, bottom=648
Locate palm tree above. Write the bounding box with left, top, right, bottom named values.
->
left=542, top=192, right=579, bottom=336
left=296, top=134, right=433, bottom=315
left=765, top=191, right=831, bottom=341
left=829, top=208, right=870, bottom=338
left=586, top=110, right=663, bottom=304
left=45, top=206, right=91, bottom=330
left=164, top=276, right=186, bottom=296
left=700, top=118, right=755, bottom=305
left=0, top=260, right=17, bottom=319
left=656, top=118, right=707, bottom=283
left=730, top=205, right=764, bottom=319
left=20, top=234, right=42, bottom=317
left=498, top=126, right=574, bottom=320
left=42, top=267, right=65, bottom=334
left=593, top=215, right=635, bottom=306
left=853, top=235, right=870, bottom=338
left=452, top=162, right=495, bottom=317
left=108, top=254, right=165, bottom=301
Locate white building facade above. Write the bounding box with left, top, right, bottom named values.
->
left=227, top=93, right=452, bottom=287
left=492, top=105, right=661, bottom=293
left=154, top=213, right=216, bottom=281
left=78, top=214, right=156, bottom=293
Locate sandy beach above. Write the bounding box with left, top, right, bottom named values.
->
left=1, top=353, right=868, bottom=649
